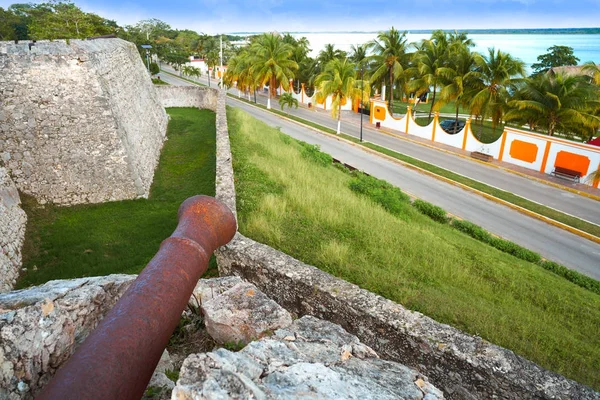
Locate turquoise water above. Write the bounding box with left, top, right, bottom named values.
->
left=295, top=32, right=600, bottom=72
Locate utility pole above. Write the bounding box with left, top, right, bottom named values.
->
left=219, top=35, right=223, bottom=87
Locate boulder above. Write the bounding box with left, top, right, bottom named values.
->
left=201, top=282, right=292, bottom=345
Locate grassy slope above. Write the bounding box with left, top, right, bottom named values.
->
left=18, top=108, right=217, bottom=287
left=228, top=106, right=600, bottom=390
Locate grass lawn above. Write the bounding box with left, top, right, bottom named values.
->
left=228, top=106, right=600, bottom=390
left=17, top=108, right=217, bottom=288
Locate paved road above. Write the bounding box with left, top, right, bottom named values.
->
left=160, top=67, right=600, bottom=225
left=160, top=71, right=600, bottom=279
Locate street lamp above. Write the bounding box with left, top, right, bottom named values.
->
left=141, top=44, right=152, bottom=72
left=360, top=65, right=364, bottom=142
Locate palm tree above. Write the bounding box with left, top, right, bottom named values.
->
left=349, top=44, right=369, bottom=68
left=315, top=58, right=370, bottom=134
left=505, top=72, right=600, bottom=137
left=438, top=46, right=479, bottom=134
left=368, top=27, right=410, bottom=115
left=279, top=92, right=298, bottom=115
left=470, top=48, right=526, bottom=134
left=582, top=62, right=600, bottom=85
left=249, top=33, right=298, bottom=109
left=181, top=65, right=201, bottom=80
left=410, top=30, right=449, bottom=122
left=318, top=43, right=346, bottom=66
left=224, top=49, right=256, bottom=96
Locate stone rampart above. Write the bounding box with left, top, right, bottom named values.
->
left=212, top=90, right=599, bottom=399
left=0, top=168, right=26, bottom=293
left=155, top=86, right=218, bottom=112
left=0, top=39, right=168, bottom=205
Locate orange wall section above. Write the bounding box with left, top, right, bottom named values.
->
left=374, top=106, right=386, bottom=121
left=554, top=151, right=591, bottom=176
left=509, top=140, right=538, bottom=163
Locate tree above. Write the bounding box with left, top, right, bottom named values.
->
left=438, top=46, right=479, bottom=134
left=149, top=62, right=160, bottom=75
left=315, top=58, right=370, bottom=134
left=409, top=30, right=450, bottom=122
left=505, top=72, right=600, bottom=138
left=279, top=92, right=298, bottom=115
left=0, top=7, right=19, bottom=40
left=181, top=65, right=201, bottom=79
left=583, top=62, right=600, bottom=85
left=349, top=43, right=369, bottom=69
left=27, top=1, right=117, bottom=40
left=470, top=48, right=526, bottom=134
left=531, top=45, right=580, bottom=75
left=249, top=33, right=298, bottom=109
left=317, top=43, right=346, bottom=66
left=368, top=27, right=410, bottom=115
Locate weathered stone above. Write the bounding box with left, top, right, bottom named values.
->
left=190, top=275, right=243, bottom=307
left=155, top=86, right=218, bottom=112
left=201, top=282, right=292, bottom=345
left=173, top=316, right=443, bottom=399
left=0, top=274, right=136, bottom=399
left=0, top=39, right=168, bottom=205
left=0, top=167, right=27, bottom=293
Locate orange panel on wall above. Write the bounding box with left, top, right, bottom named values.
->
left=374, top=106, right=386, bottom=121
left=554, top=151, right=591, bottom=176
left=509, top=140, right=538, bottom=163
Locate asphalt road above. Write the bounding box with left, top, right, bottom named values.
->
left=159, top=71, right=600, bottom=279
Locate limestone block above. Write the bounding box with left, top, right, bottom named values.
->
left=173, top=316, right=443, bottom=399
left=201, top=282, right=292, bottom=345
left=0, top=275, right=136, bottom=399
left=190, top=275, right=243, bottom=307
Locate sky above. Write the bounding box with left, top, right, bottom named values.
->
left=1, top=0, right=600, bottom=33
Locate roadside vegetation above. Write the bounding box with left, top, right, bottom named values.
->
left=229, top=107, right=600, bottom=389
left=17, top=108, right=217, bottom=287
left=228, top=93, right=600, bottom=238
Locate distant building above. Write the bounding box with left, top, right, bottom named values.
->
left=548, top=64, right=600, bottom=77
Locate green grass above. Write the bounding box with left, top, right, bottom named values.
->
left=228, top=95, right=600, bottom=239
left=347, top=140, right=600, bottom=238
left=152, top=78, right=169, bottom=85
left=228, top=106, right=600, bottom=390
left=17, top=108, right=217, bottom=287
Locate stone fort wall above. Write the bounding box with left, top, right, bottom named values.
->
left=0, top=38, right=168, bottom=205
left=0, top=168, right=26, bottom=293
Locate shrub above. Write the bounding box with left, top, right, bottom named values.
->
left=489, top=238, right=541, bottom=263
left=149, top=62, right=160, bottom=75
left=451, top=219, right=493, bottom=242
left=412, top=199, right=449, bottom=223
left=298, top=142, right=332, bottom=167
left=349, top=173, right=410, bottom=217
left=538, top=260, right=600, bottom=295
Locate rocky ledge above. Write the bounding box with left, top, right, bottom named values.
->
left=0, top=274, right=442, bottom=399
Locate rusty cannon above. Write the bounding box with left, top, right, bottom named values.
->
left=38, top=195, right=236, bottom=400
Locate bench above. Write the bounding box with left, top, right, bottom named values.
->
left=552, top=166, right=581, bottom=182
left=470, top=151, right=493, bottom=162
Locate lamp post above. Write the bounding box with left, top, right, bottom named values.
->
left=141, top=44, right=152, bottom=72
left=360, top=66, right=364, bottom=142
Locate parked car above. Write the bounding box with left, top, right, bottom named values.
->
left=440, top=119, right=465, bottom=134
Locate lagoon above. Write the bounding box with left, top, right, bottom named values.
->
left=292, top=32, right=600, bottom=72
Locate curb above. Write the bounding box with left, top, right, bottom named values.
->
left=229, top=96, right=600, bottom=245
